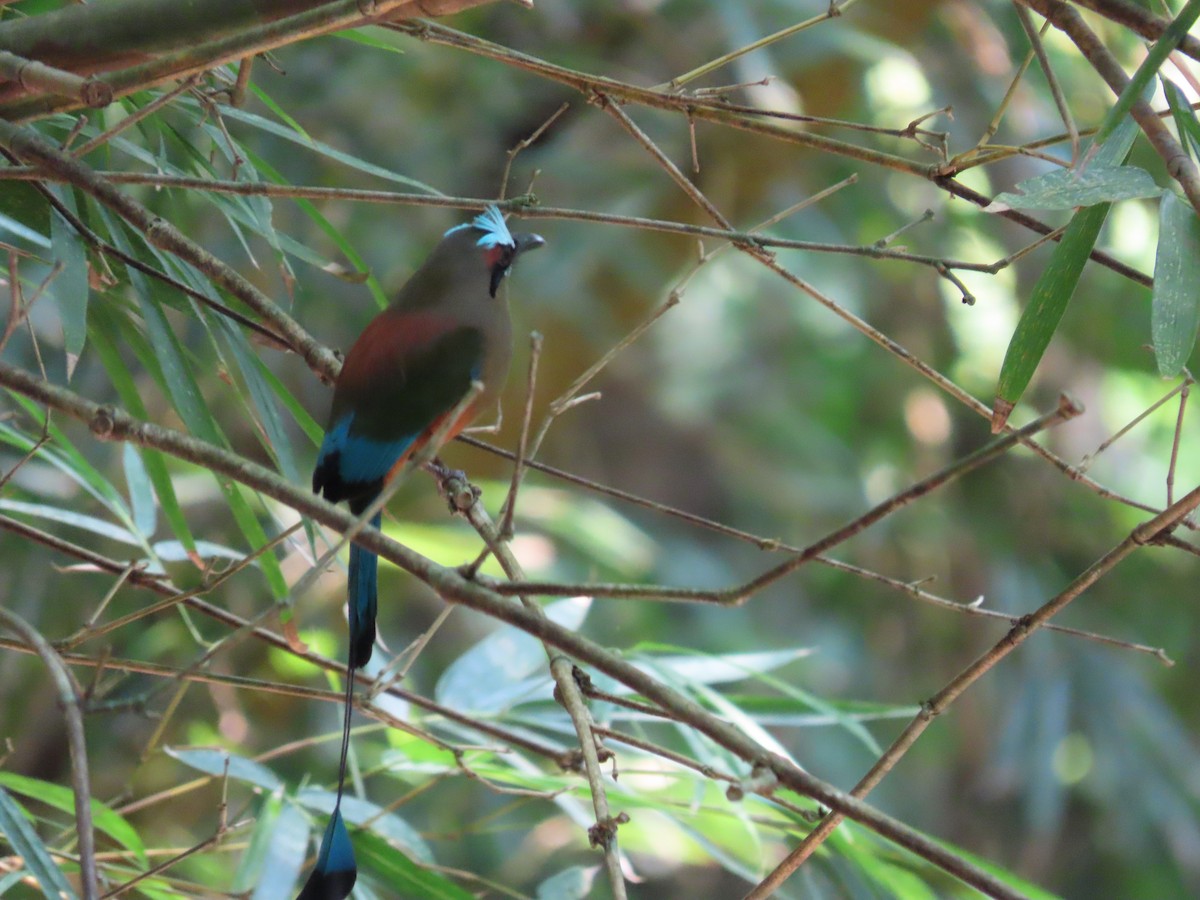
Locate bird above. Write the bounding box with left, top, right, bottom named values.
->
left=298, top=206, right=544, bottom=899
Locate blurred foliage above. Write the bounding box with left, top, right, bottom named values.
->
left=1, top=0, right=1200, bottom=898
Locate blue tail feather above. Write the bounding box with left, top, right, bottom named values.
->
left=297, top=511, right=381, bottom=897
left=347, top=511, right=381, bottom=670
left=297, top=661, right=359, bottom=900
left=297, top=807, right=356, bottom=900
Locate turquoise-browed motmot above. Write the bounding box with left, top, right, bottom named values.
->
left=298, top=206, right=544, bottom=899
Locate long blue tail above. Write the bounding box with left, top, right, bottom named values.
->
left=347, top=511, right=380, bottom=670
left=297, top=511, right=381, bottom=898
left=296, top=664, right=357, bottom=899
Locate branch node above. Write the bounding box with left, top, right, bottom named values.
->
left=89, top=405, right=116, bottom=440
left=587, top=812, right=629, bottom=850
left=81, top=78, right=114, bottom=109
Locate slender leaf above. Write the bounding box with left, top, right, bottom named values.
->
left=215, top=316, right=301, bottom=483
left=49, top=190, right=89, bottom=379
left=353, top=829, right=472, bottom=900
left=992, top=116, right=1142, bottom=426
left=1089, top=0, right=1200, bottom=147
left=89, top=320, right=196, bottom=556
left=232, top=790, right=284, bottom=893
left=1151, top=190, right=1200, bottom=376
left=241, top=145, right=387, bottom=308
left=536, top=866, right=599, bottom=900
left=0, top=772, right=147, bottom=866
left=248, top=83, right=312, bottom=142
left=987, top=165, right=1160, bottom=212
left=627, top=644, right=815, bottom=687
left=0, top=498, right=139, bottom=545
left=2, top=393, right=130, bottom=514
left=122, top=444, right=157, bottom=537
left=165, top=747, right=284, bottom=792
left=1163, top=79, right=1200, bottom=161
left=250, top=348, right=324, bottom=445
left=206, top=101, right=444, bottom=195
left=436, top=597, right=592, bottom=712
left=153, top=539, right=248, bottom=561
left=0, top=787, right=77, bottom=899
left=250, top=801, right=309, bottom=900
left=335, top=26, right=408, bottom=56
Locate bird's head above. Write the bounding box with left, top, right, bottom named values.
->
left=444, top=205, right=545, bottom=297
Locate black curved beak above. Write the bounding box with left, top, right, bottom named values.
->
left=513, top=232, right=546, bottom=256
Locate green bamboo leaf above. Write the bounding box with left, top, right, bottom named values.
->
left=987, top=165, right=1160, bottom=212
left=242, top=146, right=387, bottom=308
left=136, top=254, right=304, bottom=597
left=153, top=539, right=245, bottom=561
left=353, top=829, right=473, bottom=900
left=251, top=802, right=308, bottom=900
left=335, top=26, right=408, bottom=56
left=0, top=397, right=143, bottom=542
left=249, top=349, right=323, bottom=446
left=204, top=101, right=444, bottom=194
left=158, top=126, right=359, bottom=292
left=225, top=481, right=289, bottom=598
left=48, top=190, right=89, bottom=380
left=121, top=244, right=219, bottom=444
left=992, top=116, right=1143, bottom=430
left=436, top=597, right=592, bottom=712
left=1090, top=0, right=1200, bottom=147
left=1163, top=78, right=1200, bottom=161
left=122, top=444, right=157, bottom=537
left=215, top=317, right=300, bottom=481
left=0, top=787, right=78, bottom=899
left=0, top=772, right=147, bottom=866
left=247, top=83, right=312, bottom=143
left=0, top=498, right=139, bottom=544
left=0, top=180, right=50, bottom=248
left=536, top=866, right=598, bottom=900
left=89, top=318, right=196, bottom=557
left=102, top=215, right=289, bottom=597
left=232, top=791, right=283, bottom=893
left=1151, top=191, right=1200, bottom=376
left=0, top=872, right=27, bottom=892
left=165, top=746, right=284, bottom=791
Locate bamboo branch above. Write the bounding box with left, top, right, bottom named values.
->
left=0, top=0, right=512, bottom=119
left=0, top=607, right=98, bottom=899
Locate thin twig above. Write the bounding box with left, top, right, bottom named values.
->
left=442, top=468, right=629, bottom=898
left=0, top=607, right=98, bottom=900
left=1014, top=3, right=1080, bottom=164
left=551, top=658, right=628, bottom=896
left=751, top=481, right=1200, bottom=893
left=497, top=331, right=543, bottom=540
left=477, top=397, right=1083, bottom=604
